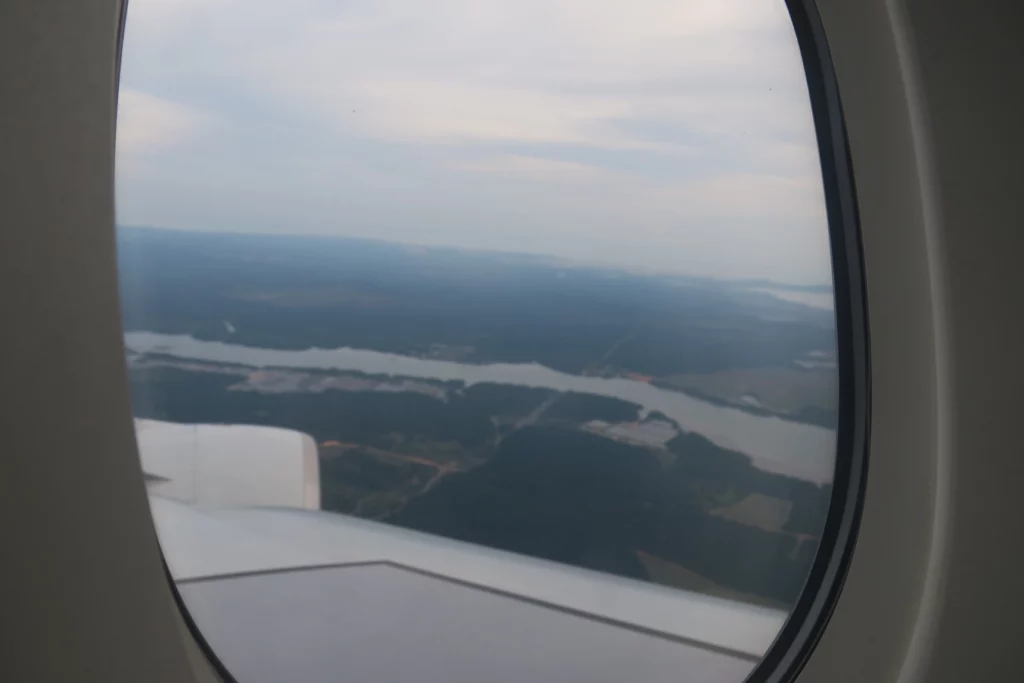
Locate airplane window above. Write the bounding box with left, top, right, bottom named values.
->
left=117, top=0, right=861, bottom=681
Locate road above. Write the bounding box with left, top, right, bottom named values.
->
left=505, top=328, right=637, bottom=436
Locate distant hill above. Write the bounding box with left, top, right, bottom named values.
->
left=117, top=226, right=835, bottom=377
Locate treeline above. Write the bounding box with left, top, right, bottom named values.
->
left=118, top=227, right=835, bottom=377
left=393, top=426, right=831, bottom=607
left=545, top=392, right=641, bottom=423
left=130, top=369, right=555, bottom=451
left=392, top=427, right=662, bottom=582
left=131, top=367, right=649, bottom=454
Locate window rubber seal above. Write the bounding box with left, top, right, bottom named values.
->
left=746, top=0, right=871, bottom=680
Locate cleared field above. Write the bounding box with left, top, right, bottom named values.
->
left=710, top=493, right=793, bottom=533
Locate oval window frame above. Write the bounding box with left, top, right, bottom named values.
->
left=111, top=0, right=871, bottom=680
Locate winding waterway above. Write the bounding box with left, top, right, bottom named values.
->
left=125, top=331, right=837, bottom=484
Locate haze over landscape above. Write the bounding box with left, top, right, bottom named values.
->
left=117, top=0, right=830, bottom=285
left=120, top=227, right=837, bottom=607
left=118, top=0, right=837, bottom=611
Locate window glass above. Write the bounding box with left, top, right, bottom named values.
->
left=118, top=0, right=839, bottom=679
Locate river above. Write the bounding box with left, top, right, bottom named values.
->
left=124, top=331, right=837, bottom=484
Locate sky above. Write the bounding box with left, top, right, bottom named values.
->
left=116, top=0, right=833, bottom=286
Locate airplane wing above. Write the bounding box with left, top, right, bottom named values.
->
left=140, top=419, right=785, bottom=683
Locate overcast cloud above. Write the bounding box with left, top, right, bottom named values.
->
left=116, top=0, right=832, bottom=285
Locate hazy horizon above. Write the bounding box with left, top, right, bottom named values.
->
left=116, top=0, right=833, bottom=286
left=118, top=223, right=834, bottom=291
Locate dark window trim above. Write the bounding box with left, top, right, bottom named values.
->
left=747, top=0, right=871, bottom=681
left=114, top=2, right=241, bottom=680
left=115, top=0, right=871, bottom=680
